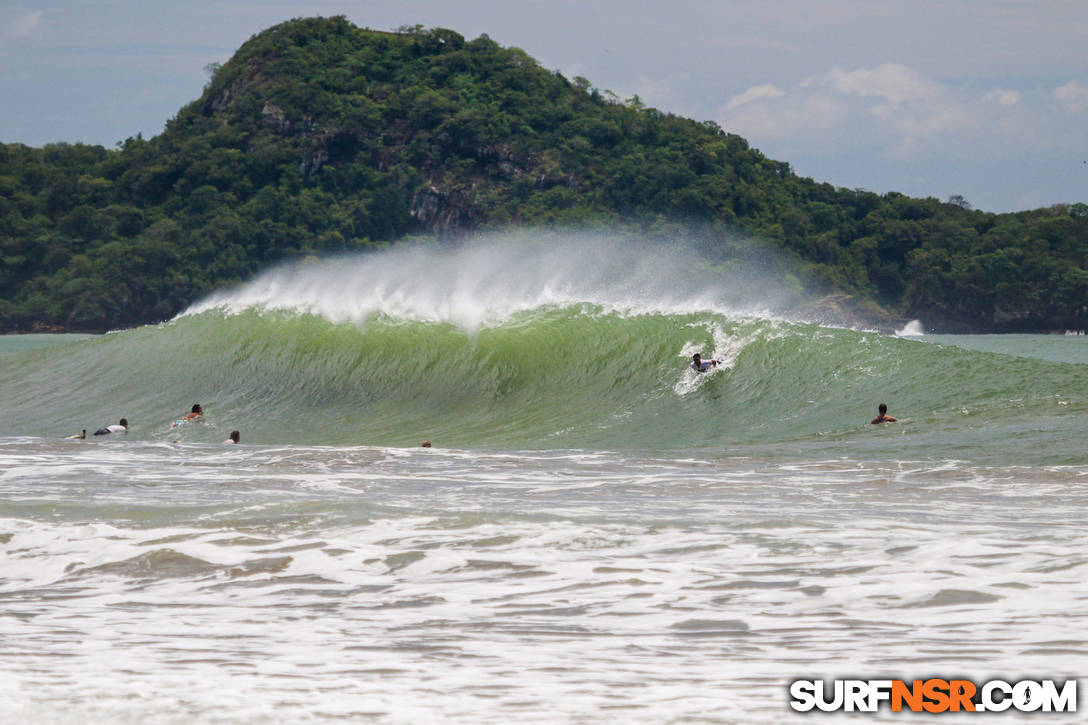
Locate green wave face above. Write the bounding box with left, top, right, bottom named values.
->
left=2, top=236, right=1084, bottom=462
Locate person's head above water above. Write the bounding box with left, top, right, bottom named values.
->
left=692, top=353, right=702, bottom=363
left=871, top=403, right=897, bottom=424
left=229, top=430, right=240, bottom=443
left=119, top=418, right=128, bottom=427
left=192, top=404, right=202, bottom=414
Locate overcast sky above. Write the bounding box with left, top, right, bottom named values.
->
left=2, top=0, right=1086, bottom=212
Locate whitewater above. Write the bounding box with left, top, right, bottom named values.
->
left=1, top=234, right=1086, bottom=723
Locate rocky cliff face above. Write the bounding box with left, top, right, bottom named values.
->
left=410, top=185, right=481, bottom=235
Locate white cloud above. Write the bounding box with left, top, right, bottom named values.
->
left=9, top=10, right=42, bottom=37
left=715, top=63, right=1075, bottom=163
left=817, top=65, right=974, bottom=159
left=715, top=92, right=846, bottom=154
left=825, top=64, right=942, bottom=105
left=718, top=64, right=974, bottom=160
left=982, top=88, right=1020, bottom=106
left=1054, top=80, right=1088, bottom=112
left=722, top=84, right=784, bottom=112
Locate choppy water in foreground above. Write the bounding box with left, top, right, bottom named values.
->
left=1, top=239, right=1086, bottom=722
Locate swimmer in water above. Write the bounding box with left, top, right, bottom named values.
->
left=224, top=430, right=240, bottom=444
left=172, top=404, right=203, bottom=428
left=871, top=403, right=898, bottom=424
left=94, top=418, right=128, bottom=436
left=690, top=353, right=720, bottom=373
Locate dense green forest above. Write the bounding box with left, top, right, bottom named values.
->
left=1, top=16, right=1086, bottom=332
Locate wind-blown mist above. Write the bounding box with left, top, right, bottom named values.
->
left=183, top=231, right=803, bottom=331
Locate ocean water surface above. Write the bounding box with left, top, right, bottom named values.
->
left=2, top=237, right=1085, bottom=722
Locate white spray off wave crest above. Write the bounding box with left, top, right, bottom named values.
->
left=182, top=231, right=796, bottom=332
left=895, top=319, right=925, bottom=336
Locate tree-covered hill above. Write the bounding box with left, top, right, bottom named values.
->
left=1, top=16, right=1086, bottom=332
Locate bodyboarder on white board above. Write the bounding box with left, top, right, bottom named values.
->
left=690, top=353, right=720, bottom=373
